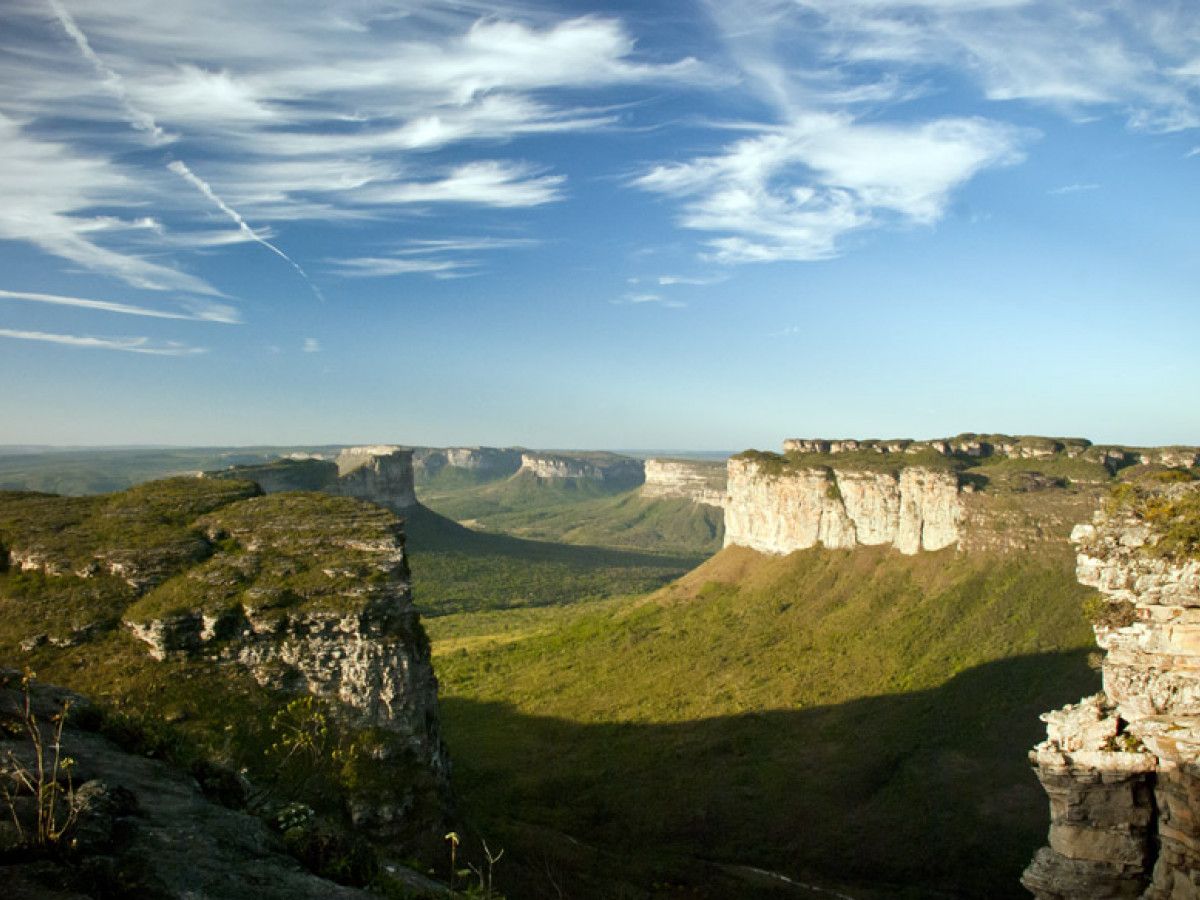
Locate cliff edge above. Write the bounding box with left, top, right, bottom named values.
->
left=1023, top=477, right=1200, bottom=899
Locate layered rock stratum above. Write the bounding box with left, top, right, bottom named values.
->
left=1023, top=479, right=1200, bottom=899
left=0, top=479, right=449, bottom=848
left=206, top=446, right=418, bottom=512
left=641, top=458, right=726, bottom=508
left=412, top=447, right=523, bottom=481
left=723, top=453, right=962, bottom=555
left=517, top=451, right=645, bottom=488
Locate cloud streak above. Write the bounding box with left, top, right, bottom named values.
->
left=0, top=327, right=206, bottom=355
left=0, top=287, right=240, bottom=323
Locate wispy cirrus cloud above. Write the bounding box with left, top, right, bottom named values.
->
left=0, top=327, right=206, bottom=355
left=1049, top=182, right=1100, bottom=195
left=0, top=1, right=702, bottom=288
left=0, top=287, right=240, bottom=323
left=612, top=292, right=686, bottom=308
left=634, top=0, right=1197, bottom=264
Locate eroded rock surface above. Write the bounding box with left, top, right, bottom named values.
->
left=641, top=458, right=726, bottom=507
left=722, top=457, right=961, bottom=555
left=1024, top=481, right=1200, bottom=899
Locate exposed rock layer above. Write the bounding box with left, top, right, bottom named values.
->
left=1024, top=482, right=1200, bottom=899
left=518, top=452, right=645, bottom=488
left=722, top=457, right=961, bottom=555
left=641, top=458, right=726, bottom=507
left=412, top=447, right=523, bottom=481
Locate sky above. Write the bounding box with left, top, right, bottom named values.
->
left=0, top=0, right=1197, bottom=450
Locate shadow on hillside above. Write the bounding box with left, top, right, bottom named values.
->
left=403, top=503, right=704, bottom=568
left=441, top=650, right=1096, bottom=900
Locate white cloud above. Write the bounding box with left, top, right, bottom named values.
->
left=612, top=292, right=686, bottom=308
left=352, top=161, right=565, bottom=207
left=0, top=287, right=240, bottom=323
left=327, top=257, right=469, bottom=278
left=637, top=114, right=1025, bottom=262
left=303, top=337, right=320, bottom=353
left=0, top=114, right=219, bottom=294
left=657, top=274, right=728, bottom=286
left=1048, top=182, right=1100, bottom=195
left=0, top=327, right=206, bottom=355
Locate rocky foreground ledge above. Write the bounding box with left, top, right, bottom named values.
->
left=1023, top=478, right=1200, bottom=899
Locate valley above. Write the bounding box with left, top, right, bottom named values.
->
left=1, top=436, right=1197, bottom=898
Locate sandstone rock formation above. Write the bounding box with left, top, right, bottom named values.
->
left=641, top=458, right=726, bottom=507
left=330, top=446, right=417, bottom=512
left=1024, top=481, right=1200, bottom=899
left=518, top=452, right=645, bottom=488
left=121, top=492, right=448, bottom=838
left=207, top=446, right=418, bottom=512
left=722, top=455, right=962, bottom=555
left=412, top=447, right=523, bottom=481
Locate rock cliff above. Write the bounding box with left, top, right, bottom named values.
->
left=207, top=446, right=418, bottom=513
left=1023, top=480, right=1200, bottom=899
left=518, top=452, right=645, bottom=489
left=412, top=447, right=523, bottom=482
left=722, top=455, right=962, bottom=555
left=641, top=458, right=726, bottom=508
left=330, top=446, right=418, bottom=512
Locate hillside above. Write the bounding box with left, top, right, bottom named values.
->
left=428, top=542, right=1098, bottom=898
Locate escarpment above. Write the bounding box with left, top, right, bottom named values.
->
left=206, top=446, right=418, bottom=512
left=723, top=454, right=961, bottom=554
left=1023, top=479, right=1200, bottom=899
left=412, top=446, right=523, bottom=482
left=518, top=451, right=645, bottom=489
left=641, top=458, right=726, bottom=507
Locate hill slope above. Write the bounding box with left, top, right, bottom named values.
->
left=427, top=544, right=1098, bottom=898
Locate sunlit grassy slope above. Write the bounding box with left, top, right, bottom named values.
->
left=427, top=544, right=1097, bottom=899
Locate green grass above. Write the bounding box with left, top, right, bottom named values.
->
left=403, top=504, right=704, bottom=615
left=427, top=544, right=1096, bottom=899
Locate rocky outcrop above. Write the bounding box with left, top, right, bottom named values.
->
left=783, top=434, right=1137, bottom=463
left=121, top=492, right=448, bottom=840
left=0, top=675, right=446, bottom=899
left=723, top=456, right=961, bottom=555
left=330, top=447, right=417, bottom=512
left=641, top=459, right=726, bottom=507
left=518, top=452, right=645, bottom=489
left=1024, top=481, right=1200, bottom=899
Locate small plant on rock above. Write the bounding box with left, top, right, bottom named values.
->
left=0, top=669, right=79, bottom=851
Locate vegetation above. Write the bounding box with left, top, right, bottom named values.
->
left=427, top=544, right=1097, bottom=898
left=404, top=505, right=704, bottom=616
left=1106, top=477, right=1200, bottom=561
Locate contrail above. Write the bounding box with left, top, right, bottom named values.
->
left=46, top=0, right=325, bottom=302
left=46, top=0, right=166, bottom=143
left=167, top=161, right=326, bottom=301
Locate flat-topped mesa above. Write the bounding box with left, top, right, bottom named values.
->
left=412, top=446, right=523, bottom=481
left=1024, top=479, right=1200, bottom=900
left=641, top=458, right=726, bottom=507
left=205, top=446, right=417, bottom=513
left=723, top=453, right=961, bottom=555
left=330, top=446, right=417, bottom=512
left=784, top=434, right=1097, bottom=460
left=518, top=451, right=645, bottom=489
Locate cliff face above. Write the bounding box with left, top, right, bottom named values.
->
left=518, top=452, right=645, bottom=488
left=641, top=458, right=726, bottom=507
left=330, top=447, right=417, bottom=512
left=207, top=447, right=418, bottom=513
left=413, top=447, right=523, bottom=481
left=723, top=457, right=961, bottom=555
left=1024, top=481, right=1200, bottom=899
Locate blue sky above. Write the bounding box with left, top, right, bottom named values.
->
left=1, top=0, right=1197, bottom=448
